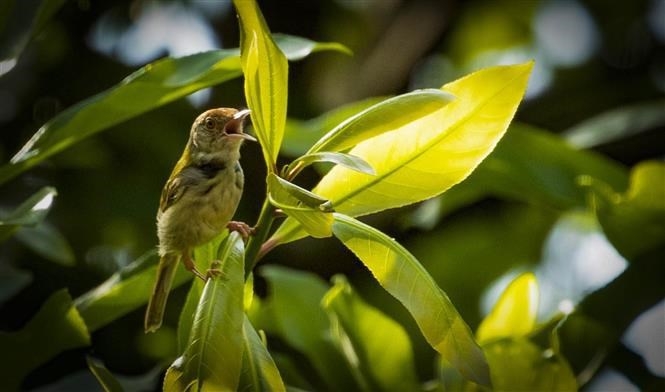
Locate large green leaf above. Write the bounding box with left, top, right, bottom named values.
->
left=322, top=275, right=420, bottom=391
left=164, top=232, right=245, bottom=391
left=240, top=316, right=286, bottom=392
left=0, top=35, right=342, bottom=184
left=476, top=272, right=539, bottom=344
left=15, top=221, right=75, bottom=266
left=235, top=0, right=288, bottom=171
left=248, top=266, right=358, bottom=391
left=0, top=186, right=56, bottom=241
left=272, top=62, right=533, bottom=244
left=331, top=213, right=490, bottom=386
left=0, top=289, right=90, bottom=391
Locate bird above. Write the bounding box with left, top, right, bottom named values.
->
left=145, top=107, right=255, bottom=333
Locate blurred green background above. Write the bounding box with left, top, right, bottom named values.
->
left=1, top=0, right=663, bottom=390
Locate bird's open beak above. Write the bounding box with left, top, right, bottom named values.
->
left=225, top=109, right=256, bottom=141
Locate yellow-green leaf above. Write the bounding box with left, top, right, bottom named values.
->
left=476, top=272, right=539, bottom=344
left=235, top=0, right=288, bottom=170
left=272, top=61, right=533, bottom=244
left=331, top=213, right=490, bottom=386
left=164, top=232, right=245, bottom=392
left=308, top=88, right=455, bottom=154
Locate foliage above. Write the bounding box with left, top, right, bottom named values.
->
left=1, top=0, right=663, bottom=391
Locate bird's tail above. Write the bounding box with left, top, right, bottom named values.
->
left=144, top=253, right=179, bottom=333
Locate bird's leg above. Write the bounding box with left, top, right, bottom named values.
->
left=226, top=221, right=255, bottom=242
left=182, top=251, right=207, bottom=281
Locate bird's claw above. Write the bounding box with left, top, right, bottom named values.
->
left=227, top=221, right=255, bottom=242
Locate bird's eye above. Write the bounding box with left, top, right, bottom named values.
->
left=204, top=118, right=215, bottom=129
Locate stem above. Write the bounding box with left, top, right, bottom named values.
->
left=244, top=197, right=275, bottom=278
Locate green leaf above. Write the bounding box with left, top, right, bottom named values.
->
left=0, top=289, right=90, bottom=391
left=0, top=186, right=56, bottom=241
left=87, top=356, right=124, bottom=392
left=285, top=151, right=375, bottom=180
left=249, top=265, right=358, bottom=391
left=282, top=97, right=384, bottom=157
left=591, top=160, right=665, bottom=260
left=235, top=0, right=288, bottom=170
left=308, top=88, right=455, bottom=154
left=476, top=272, right=539, bottom=344
left=0, top=35, right=341, bottom=184
left=331, top=213, right=490, bottom=386
left=483, top=338, right=577, bottom=391
left=271, top=33, right=351, bottom=61
left=272, top=62, right=533, bottom=244
left=563, top=99, right=665, bottom=148
left=322, top=275, right=420, bottom=391
left=15, top=221, right=75, bottom=265
left=240, top=316, right=286, bottom=392
left=164, top=232, right=246, bottom=392
left=267, top=173, right=333, bottom=238
left=0, top=264, right=31, bottom=305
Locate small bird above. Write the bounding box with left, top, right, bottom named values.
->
left=145, top=107, right=255, bottom=333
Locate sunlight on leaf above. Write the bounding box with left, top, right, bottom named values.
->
left=240, top=316, right=286, bottom=391
left=272, top=62, right=533, bottom=245
left=164, top=232, right=245, bottom=391
left=476, top=272, right=539, bottom=344
left=331, top=213, right=490, bottom=386
left=308, top=88, right=455, bottom=154
left=0, top=289, right=90, bottom=391
left=235, top=0, right=288, bottom=171
left=322, top=275, right=420, bottom=391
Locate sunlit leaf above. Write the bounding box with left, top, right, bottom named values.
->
left=0, top=35, right=342, bottom=184
left=331, top=213, right=490, bottom=386
left=272, top=62, right=533, bottom=244
left=282, top=97, right=384, bottom=157
left=0, top=289, right=90, bottom=391
left=322, top=275, right=420, bottom=391
left=235, top=0, right=288, bottom=171
left=249, top=266, right=359, bottom=391
left=240, top=316, right=286, bottom=392
left=164, top=232, right=245, bottom=392
left=308, top=88, right=455, bottom=153
left=563, top=99, right=665, bottom=148
left=476, top=272, right=539, bottom=344
left=267, top=173, right=333, bottom=238
left=87, top=356, right=123, bottom=392
left=0, top=186, right=56, bottom=241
